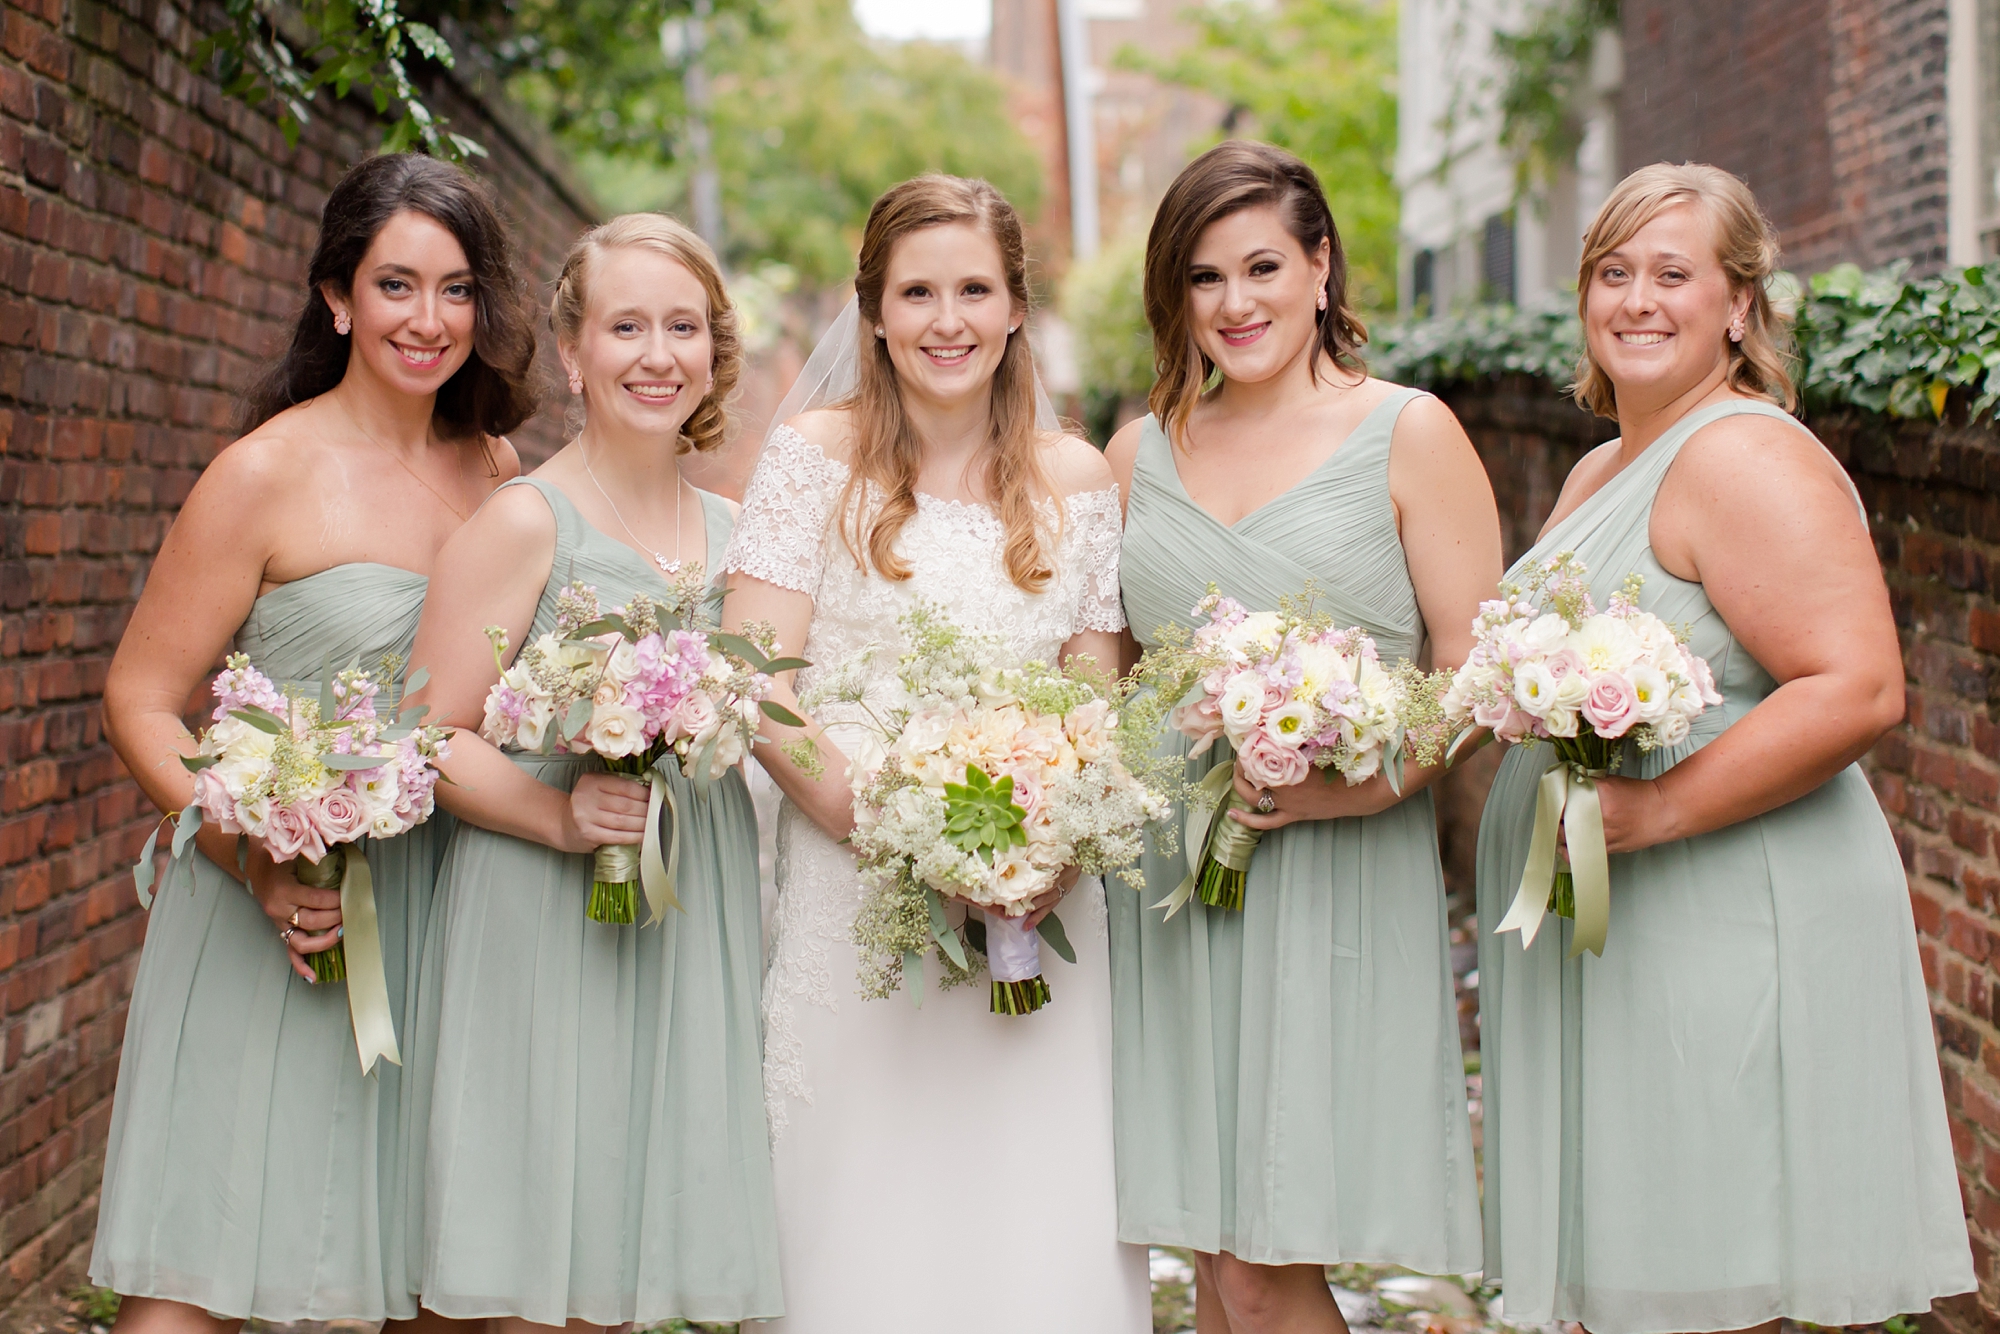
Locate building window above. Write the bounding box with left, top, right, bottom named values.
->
left=1411, top=248, right=1436, bottom=314
left=1481, top=212, right=1516, bottom=305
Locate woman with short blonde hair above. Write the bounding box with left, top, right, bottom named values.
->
left=1475, top=161, right=1974, bottom=1332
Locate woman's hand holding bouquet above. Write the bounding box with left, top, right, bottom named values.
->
left=133, top=652, right=451, bottom=1072
left=479, top=578, right=806, bottom=925
left=831, top=606, right=1170, bottom=1016
left=1136, top=589, right=1449, bottom=914
left=1441, top=552, right=1722, bottom=957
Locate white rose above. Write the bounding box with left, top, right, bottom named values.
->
left=898, top=709, right=953, bottom=756
left=1551, top=670, right=1590, bottom=710
left=583, top=701, right=649, bottom=758
left=1217, top=672, right=1267, bottom=740
left=516, top=697, right=557, bottom=752
left=1652, top=710, right=1691, bottom=746
left=1542, top=705, right=1579, bottom=738
left=1512, top=661, right=1558, bottom=716
left=604, top=640, right=640, bottom=687
left=1522, top=613, right=1570, bottom=655
left=1628, top=664, right=1671, bottom=723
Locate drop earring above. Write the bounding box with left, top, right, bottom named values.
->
left=1316, top=288, right=1328, bottom=312
left=333, top=310, right=351, bottom=336
left=568, top=371, right=583, bottom=394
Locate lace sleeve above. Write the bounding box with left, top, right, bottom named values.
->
left=1064, top=487, right=1127, bottom=635
left=720, top=425, right=851, bottom=594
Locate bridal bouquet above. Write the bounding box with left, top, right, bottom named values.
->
left=1134, top=589, right=1449, bottom=914
left=480, top=579, right=803, bottom=925
left=828, top=606, right=1170, bottom=1015
left=1442, top=551, right=1722, bottom=957
left=132, top=652, right=450, bottom=1073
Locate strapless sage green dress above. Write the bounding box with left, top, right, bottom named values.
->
left=1474, top=399, right=1974, bottom=1332
left=89, top=563, right=444, bottom=1322
left=410, top=477, right=781, bottom=1326
left=1110, top=389, right=1481, bottom=1272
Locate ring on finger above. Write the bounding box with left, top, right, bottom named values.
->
left=288, top=908, right=301, bottom=929
left=1255, top=791, right=1277, bottom=814
left=280, top=926, right=298, bottom=942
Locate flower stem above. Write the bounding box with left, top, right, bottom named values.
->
left=990, top=975, right=1051, bottom=1015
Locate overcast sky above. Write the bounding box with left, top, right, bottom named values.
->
left=853, top=0, right=991, bottom=42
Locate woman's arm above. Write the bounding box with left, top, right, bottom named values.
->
left=405, top=486, right=646, bottom=853
left=721, top=572, right=855, bottom=841
left=1229, top=394, right=1504, bottom=829
left=1594, top=412, right=1903, bottom=853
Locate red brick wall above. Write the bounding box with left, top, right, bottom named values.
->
left=0, top=0, right=591, bottom=1316
left=1619, top=0, right=1952, bottom=278
left=1434, top=377, right=2000, bottom=1331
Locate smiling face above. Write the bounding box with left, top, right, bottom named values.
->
left=876, top=221, right=1020, bottom=411
left=561, top=245, right=713, bottom=446
left=1583, top=201, right=1751, bottom=405
left=323, top=209, right=479, bottom=399
left=1185, top=205, right=1331, bottom=387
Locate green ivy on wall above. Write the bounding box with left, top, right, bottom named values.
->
left=1366, top=264, right=2000, bottom=424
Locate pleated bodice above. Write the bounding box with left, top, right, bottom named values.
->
left=1120, top=390, right=1423, bottom=661
left=237, top=562, right=429, bottom=687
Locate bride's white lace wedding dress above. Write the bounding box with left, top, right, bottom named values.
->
left=723, top=424, right=1150, bottom=1333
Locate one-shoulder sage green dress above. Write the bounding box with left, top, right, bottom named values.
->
left=1111, top=389, right=1481, bottom=1272
left=410, top=476, right=781, bottom=1326
left=90, top=563, right=444, bottom=1322
left=1475, top=399, right=1974, bottom=1332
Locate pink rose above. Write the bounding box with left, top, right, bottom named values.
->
left=1472, top=695, right=1515, bottom=732
left=1545, top=648, right=1584, bottom=681
left=190, top=766, right=240, bottom=832
left=1581, top=671, right=1639, bottom=738
left=1004, top=768, right=1044, bottom=818
left=1237, top=730, right=1309, bottom=789
left=313, top=788, right=370, bottom=846
left=675, top=690, right=718, bottom=740
left=1687, top=652, right=1722, bottom=705
left=263, top=802, right=327, bottom=865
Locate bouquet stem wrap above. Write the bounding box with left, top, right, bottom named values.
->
left=983, top=910, right=1050, bottom=1015
left=588, top=760, right=682, bottom=926
left=1158, top=762, right=1261, bottom=917
left=294, top=845, right=402, bottom=1074
left=1496, top=738, right=1616, bottom=958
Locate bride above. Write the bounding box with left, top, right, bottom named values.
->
left=722, top=174, right=1150, bottom=1331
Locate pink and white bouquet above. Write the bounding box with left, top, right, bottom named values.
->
left=1136, top=589, right=1448, bottom=913
left=1443, top=551, right=1723, bottom=956
left=480, top=580, right=803, bottom=925
left=829, top=606, right=1169, bottom=1015
left=131, top=652, right=450, bottom=1073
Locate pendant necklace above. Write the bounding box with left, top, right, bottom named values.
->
left=335, top=392, right=468, bottom=521
left=581, top=437, right=685, bottom=577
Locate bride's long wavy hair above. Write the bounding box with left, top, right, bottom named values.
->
left=838, top=175, right=1054, bottom=593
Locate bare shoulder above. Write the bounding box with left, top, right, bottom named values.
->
left=1672, top=402, right=1844, bottom=495
left=187, top=408, right=323, bottom=516
left=1103, top=416, right=1147, bottom=490
left=1042, top=431, right=1116, bottom=497
left=1386, top=390, right=1475, bottom=457
left=784, top=407, right=858, bottom=467
left=462, top=476, right=558, bottom=547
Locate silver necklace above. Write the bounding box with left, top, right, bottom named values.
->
left=580, top=438, right=685, bottom=576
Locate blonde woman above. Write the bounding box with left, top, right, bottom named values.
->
left=723, top=175, right=1149, bottom=1331
left=1475, top=163, right=1974, bottom=1331
left=404, top=214, right=779, bottom=1330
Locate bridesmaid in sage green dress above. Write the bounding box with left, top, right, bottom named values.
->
left=91, top=153, right=534, bottom=1331
left=404, top=214, right=779, bottom=1329
left=1475, top=163, right=1973, bottom=1332
left=1106, top=142, right=1498, bottom=1331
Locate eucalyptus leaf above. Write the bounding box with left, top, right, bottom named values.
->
left=169, top=804, right=202, bottom=862
left=562, top=700, right=592, bottom=742
left=760, top=701, right=807, bottom=727
left=710, top=632, right=771, bottom=671
left=903, top=949, right=924, bottom=1006
left=762, top=657, right=811, bottom=674
left=228, top=706, right=286, bottom=734
left=319, top=654, right=336, bottom=720
left=320, top=752, right=391, bottom=771
left=1036, top=910, right=1077, bottom=965
left=404, top=666, right=430, bottom=695
left=179, top=754, right=219, bottom=773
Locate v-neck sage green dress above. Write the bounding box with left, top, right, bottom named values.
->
left=410, top=476, right=781, bottom=1326
left=1111, top=388, right=1481, bottom=1273
left=1475, top=399, right=1974, bottom=1332
left=90, top=563, right=445, bottom=1322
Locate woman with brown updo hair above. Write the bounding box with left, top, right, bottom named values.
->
left=1107, top=139, right=1497, bottom=1333
left=722, top=174, right=1149, bottom=1330
left=402, top=212, right=779, bottom=1330
left=1474, top=163, right=1972, bottom=1331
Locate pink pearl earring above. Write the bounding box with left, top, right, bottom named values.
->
left=333, top=311, right=351, bottom=335
left=1317, top=289, right=1328, bottom=311
left=1728, top=318, right=1746, bottom=343
left=568, top=372, right=583, bottom=394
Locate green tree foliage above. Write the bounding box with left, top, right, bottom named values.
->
left=1116, top=0, right=1398, bottom=314
left=546, top=0, right=1043, bottom=288
left=1060, top=234, right=1154, bottom=436
left=1491, top=0, right=1618, bottom=192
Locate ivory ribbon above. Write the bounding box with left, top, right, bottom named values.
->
left=1156, top=761, right=1241, bottom=917
left=639, top=767, right=683, bottom=925
left=334, top=848, right=402, bottom=1075
left=981, top=909, right=1044, bottom=983
left=1495, top=763, right=1611, bottom=959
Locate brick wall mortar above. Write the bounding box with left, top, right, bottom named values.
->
left=0, top=0, right=590, bottom=1317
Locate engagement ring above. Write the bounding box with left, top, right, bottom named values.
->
left=1255, top=792, right=1276, bottom=814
